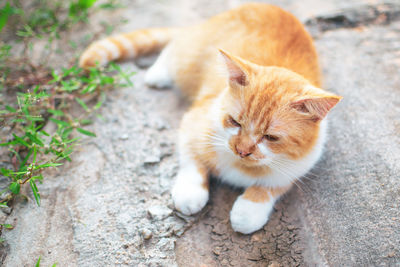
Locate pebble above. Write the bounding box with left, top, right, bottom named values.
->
left=0, top=206, right=12, bottom=215
left=144, top=155, right=161, bottom=164
left=119, top=134, right=129, bottom=140
left=157, top=238, right=174, bottom=250
left=153, top=118, right=169, bottom=130
left=387, top=251, right=395, bottom=258
left=268, top=261, right=280, bottom=267
left=220, top=259, right=230, bottom=266
left=213, top=246, right=222, bottom=255
left=141, top=228, right=153, bottom=240
left=147, top=205, right=173, bottom=220
left=212, top=223, right=226, bottom=235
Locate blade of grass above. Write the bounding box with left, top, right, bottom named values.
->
left=0, top=2, right=12, bottom=32
left=75, top=97, right=89, bottom=112
left=76, top=127, right=96, bottom=137
left=30, top=179, right=40, bottom=206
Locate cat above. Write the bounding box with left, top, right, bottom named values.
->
left=79, top=3, right=342, bottom=234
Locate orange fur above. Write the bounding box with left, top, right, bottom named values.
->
left=243, top=186, right=290, bottom=203
left=81, top=2, right=341, bottom=191
left=80, top=3, right=342, bottom=232
left=170, top=4, right=322, bottom=99
left=80, top=27, right=178, bottom=68
left=196, top=163, right=210, bottom=190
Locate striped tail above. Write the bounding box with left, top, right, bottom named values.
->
left=79, top=27, right=178, bottom=68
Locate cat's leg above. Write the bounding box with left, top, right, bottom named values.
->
left=171, top=156, right=209, bottom=215
left=230, top=186, right=290, bottom=234
left=144, top=45, right=173, bottom=88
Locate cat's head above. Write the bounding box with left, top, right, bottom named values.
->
left=215, top=50, right=341, bottom=167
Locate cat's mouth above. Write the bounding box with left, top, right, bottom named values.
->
left=230, top=148, right=263, bottom=166
left=236, top=156, right=262, bottom=167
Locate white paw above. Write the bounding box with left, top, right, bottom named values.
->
left=230, top=196, right=275, bottom=234
left=144, top=48, right=173, bottom=88
left=171, top=182, right=209, bottom=215
left=144, top=67, right=172, bottom=88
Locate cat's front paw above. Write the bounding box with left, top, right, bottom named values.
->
left=171, top=182, right=209, bottom=215
left=230, top=196, right=275, bottom=234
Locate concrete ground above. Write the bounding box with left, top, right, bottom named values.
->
left=1, top=0, right=400, bottom=266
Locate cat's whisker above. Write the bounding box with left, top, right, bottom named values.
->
left=268, top=160, right=315, bottom=194
left=274, top=162, right=325, bottom=183
left=272, top=158, right=320, bottom=179
left=292, top=179, right=313, bottom=195
left=268, top=161, right=310, bottom=194
left=198, top=134, right=227, bottom=143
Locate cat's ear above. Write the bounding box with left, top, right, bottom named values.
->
left=291, top=88, right=342, bottom=121
left=219, top=49, right=248, bottom=87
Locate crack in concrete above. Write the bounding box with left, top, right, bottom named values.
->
left=306, top=3, right=400, bottom=36
left=175, top=184, right=306, bottom=266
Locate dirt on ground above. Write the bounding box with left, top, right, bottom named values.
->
left=176, top=182, right=307, bottom=267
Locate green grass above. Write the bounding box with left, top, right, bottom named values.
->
left=0, top=0, right=133, bottom=210
left=35, top=256, right=57, bottom=267
left=0, top=63, right=133, bottom=206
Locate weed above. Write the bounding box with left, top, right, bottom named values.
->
left=35, top=256, right=57, bottom=267
left=0, top=0, right=133, bottom=210
left=1, top=63, right=134, bottom=206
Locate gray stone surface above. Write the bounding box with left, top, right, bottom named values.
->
left=1, top=0, right=400, bottom=266
left=301, top=18, right=400, bottom=266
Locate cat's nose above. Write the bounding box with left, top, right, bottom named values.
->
left=236, top=146, right=252, bottom=158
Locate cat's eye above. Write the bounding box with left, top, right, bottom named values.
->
left=264, top=134, right=279, bottom=142
left=228, top=116, right=241, bottom=127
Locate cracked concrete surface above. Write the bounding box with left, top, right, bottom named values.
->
left=176, top=185, right=307, bottom=266
left=1, top=0, right=400, bottom=266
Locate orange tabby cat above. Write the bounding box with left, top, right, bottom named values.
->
left=80, top=3, right=341, bottom=234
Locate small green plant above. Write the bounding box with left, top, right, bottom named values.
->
left=0, top=224, right=13, bottom=229
left=0, top=63, right=133, bottom=206
left=0, top=0, right=132, bottom=209
left=0, top=2, right=12, bottom=32
left=2, top=0, right=113, bottom=36
left=35, top=256, right=57, bottom=267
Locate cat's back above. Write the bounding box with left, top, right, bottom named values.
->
left=170, top=3, right=320, bottom=97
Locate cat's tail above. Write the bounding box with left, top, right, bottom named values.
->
left=79, top=27, right=179, bottom=69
